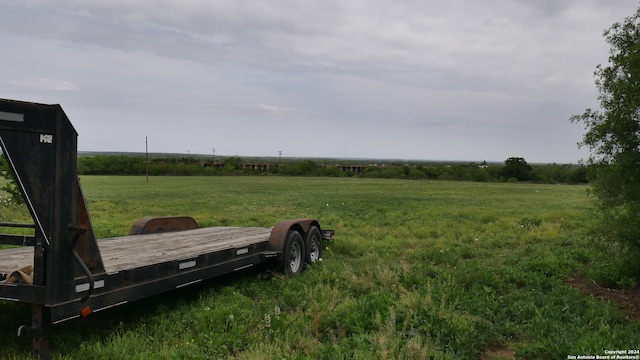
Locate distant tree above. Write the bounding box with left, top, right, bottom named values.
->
left=278, top=164, right=302, bottom=176
left=223, top=156, right=243, bottom=171
left=568, top=165, right=589, bottom=184
left=318, top=165, right=345, bottom=177
left=570, top=6, right=640, bottom=267
left=362, top=167, right=382, bottom=178
left=298, top=160, right=317, bottom=175
left=408, top=167, right=427, bottom=179
left=474, top=168, right=491, bottom=182
left=501, top=157, right=532, bottom=181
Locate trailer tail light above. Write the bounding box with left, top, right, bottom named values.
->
left=81, top=306, right=92, bottom=318
left=322, top=230, right=335, bottom=241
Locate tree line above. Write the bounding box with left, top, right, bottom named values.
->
left=64, top=155, right=589, bottom=184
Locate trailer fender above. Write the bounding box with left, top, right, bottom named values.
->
left=268, top=218, right=320, bottom=257
left=128, top=216, right=199, bottom=235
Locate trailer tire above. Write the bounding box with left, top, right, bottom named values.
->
left=305, top=226, right=323, bottom=264
left=277, top=230, right=305, bottom=275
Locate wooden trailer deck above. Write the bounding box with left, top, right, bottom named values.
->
left=0, top=226, right=273, bottom=275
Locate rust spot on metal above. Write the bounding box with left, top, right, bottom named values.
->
left=128, top=216, right=199, bottom=235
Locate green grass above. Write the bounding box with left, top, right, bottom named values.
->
left=0, top=176, right=638, bottom=359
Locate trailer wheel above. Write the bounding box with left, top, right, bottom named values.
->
left=278, top=230, right=305, bottom=275
left=305, top=226, right=323, bottom=264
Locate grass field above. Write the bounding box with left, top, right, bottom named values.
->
left=0, top=176, right=638, bottom=359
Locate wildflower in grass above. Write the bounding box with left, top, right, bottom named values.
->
left=264, top=314, right=271, bottom=328
left=274, top=306, right=281, bottom=319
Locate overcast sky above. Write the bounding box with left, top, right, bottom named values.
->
left=1, top=1, right=637, bottom=163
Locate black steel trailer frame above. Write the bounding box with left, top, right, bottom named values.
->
left=0, top=99, right=333, bottom=359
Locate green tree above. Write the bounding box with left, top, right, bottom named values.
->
left=571, top=7, right=640, bottom=268
left=298, top=160, right=317, bottom=175
left=0, top=154, right=24, bottom=204
left=501, top=157, right=532, bottom=181
left=222, top=156, right=243, bottom=171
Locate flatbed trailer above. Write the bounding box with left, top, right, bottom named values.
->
left=0, top=99, right=333, bottom=359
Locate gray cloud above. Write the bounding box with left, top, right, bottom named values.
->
left=0, top=0, right=636, bottom=162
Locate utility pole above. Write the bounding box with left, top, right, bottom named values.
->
left=145, top=136, right=149, bottom=183
left=212, top=148, right=216, bottom=165
left=278, top=151, right=282, bottom=168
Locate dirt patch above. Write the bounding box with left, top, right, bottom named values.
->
left=566, top=277, right=640, bottom=322
left=480, top=345, right=516, bottom=360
